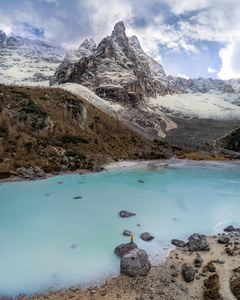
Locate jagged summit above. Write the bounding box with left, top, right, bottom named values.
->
left=78, top=38, right=96, bottom=52
left=50, top=21, right=176, bottom=106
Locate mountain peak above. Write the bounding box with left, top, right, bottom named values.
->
left=78, top=38, right=96, bottom=51
left=113, top=21, right=126, bottom=33
left=111, top=21, right=128, bottom=54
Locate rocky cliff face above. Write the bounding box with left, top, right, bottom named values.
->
left=50, top=22, right=177, bottom=107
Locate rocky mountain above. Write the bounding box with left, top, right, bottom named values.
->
left=0, top=30, right=67, bottom=86
left=50, top=22, right=177, bottom=107
left=1, top=23, right=240, bottom=150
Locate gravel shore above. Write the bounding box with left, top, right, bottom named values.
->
left=14, top=234, right=239, bottom=300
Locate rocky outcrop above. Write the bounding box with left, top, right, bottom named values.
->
left=186, top=233, right=210, bottom=252
left=120, top=248, right=151, bottom=277
left=50, top=22, right=177, bottom=107
left=114, top=242, right=138, bottom=258
left=16, top=166, right=46, bottom=179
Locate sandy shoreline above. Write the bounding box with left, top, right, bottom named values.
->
left=1, top=158, right=240, bottom=185
left=16, top=233, right=240, bottom=300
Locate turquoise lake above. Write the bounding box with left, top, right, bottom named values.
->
left=0, top=162, right=240, bottom=296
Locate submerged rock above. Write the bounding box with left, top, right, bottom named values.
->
left=139, top=179, right=144, bottom=183
left=120, top=248, right=151, bottom=277
left=140, top=232, right=154, bottom=241
left=182, top=265, right=195, bottom=283
left=171, top=239, right=186, bottom=248
left=119, top=210, right=136, bottom=217
left=186, top=233, right=210, bottom=252
left=114, top=242, right=138, bottom=258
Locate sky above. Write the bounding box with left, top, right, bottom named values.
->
left=1, top=0, right=240, bottom=80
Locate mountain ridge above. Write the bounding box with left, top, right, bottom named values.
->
left=1, top=23, right=240, bottom=149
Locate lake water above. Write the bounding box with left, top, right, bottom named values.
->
left=0, top=160, right=240, bottom=296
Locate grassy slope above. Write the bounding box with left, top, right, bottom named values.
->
left=0, top=84, right=171, bottom=177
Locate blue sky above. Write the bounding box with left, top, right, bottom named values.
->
left=1, top=0, right=240, bottom=80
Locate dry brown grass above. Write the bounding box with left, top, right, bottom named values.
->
left=0, top=84, right=170, bottom=175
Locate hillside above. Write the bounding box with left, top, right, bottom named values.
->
left=0, top=84, right=172, bottom=178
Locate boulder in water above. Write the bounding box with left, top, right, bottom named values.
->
left=123, top=230, right=132, bottom=236
left=114, top=242, right=138, bottom=258
left=120, top=248, right=151, bottom=277
left=140, top=232, right=154, bottom=241
left=119, top=210, right=136, bottom=217
left=223, top=225, right=235, bottom=232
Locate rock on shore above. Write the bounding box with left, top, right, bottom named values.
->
left=120, top=248, right=151, bottom=277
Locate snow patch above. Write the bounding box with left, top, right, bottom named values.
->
left=148, top=93, right=240, bottom=119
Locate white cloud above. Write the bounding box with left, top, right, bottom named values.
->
left=177, top=73, right=189, bottom=79
left=208, top=67, right=217, bottom=73
left=218, top=40, right=240, bottom=80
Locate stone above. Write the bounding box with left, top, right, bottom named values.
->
left=73, top=196, right=82, bottom=199
left=140, top=232, right=154, bottom=241
left=171, top=239, right=186, bottom=248
left=61, top=165, right=68, bottom=172
left=123, top=230, right=131, bottom=236
left=119, top=210, right=136, bottom=218
left=194, top=253, right=203, bottom=267
left=182, top=265, right=195, bottom=283
left=114, top=242, right=138, bottom=258
left=223, top=225, right=235, bottom=232
left=186, top=233, right=210, bottom=252
left=120, top=248, right=151, bottom=277
left=218, top=236, right=230, bottom=244
left=139, top=179, right=144, bottom=183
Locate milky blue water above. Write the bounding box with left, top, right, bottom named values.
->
left=0, top=164, right=240, bottom=296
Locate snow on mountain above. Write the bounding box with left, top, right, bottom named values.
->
left=50, top=21, right=177, bottom=107
left=147, top=93, right=240, bottom=120
left=0, top=30, right=67, bottom=86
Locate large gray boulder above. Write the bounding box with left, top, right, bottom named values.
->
left=182, top=265, right=195, bottom=283
left=186, top=233, right=210, bottom=252
left=218, top=236, right=230, bottom=244
left=120, top=248, right=151, bottom=277
left=114, top=242, right=138, bottom=258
